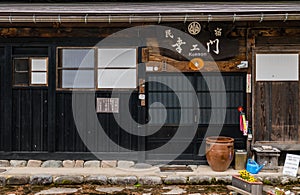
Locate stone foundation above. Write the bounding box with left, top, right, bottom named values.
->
left=0, top=175, right=299, bottom=186
left=0, top=160, right=133, bottom=168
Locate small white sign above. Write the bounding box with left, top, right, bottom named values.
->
left=146, top=66, right=154, bottom=72
left=246, top=74, right=251, bottom=93
left=283, top=154, right=300, bottom=177
left=96, top=98, right=119, bottom=113
left=139, top=94, right=145, bottom=100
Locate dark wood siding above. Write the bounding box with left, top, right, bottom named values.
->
left=254, top=81, right=299, bottom=142
left=55, top=91, right=139, bottom=153
left=0, top=47, right=4, bottom=151
left=146, top=72, right=246, bottom=163
left=12, top=89, right=48, bottom=151
left=253, top=47, right=300, bottom=144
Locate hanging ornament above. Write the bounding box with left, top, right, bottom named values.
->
left=238, top=106, right=248, bottom=136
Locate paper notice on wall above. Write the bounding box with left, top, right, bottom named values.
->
left=282, top=154, right=300, bottom=177
left=246, top=74, right=251, bottom=93
left=96, top=98, right=119, bottom=113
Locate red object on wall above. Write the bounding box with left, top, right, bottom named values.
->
left=237, top=106, right=243, bottom=113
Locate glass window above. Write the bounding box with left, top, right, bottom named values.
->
left=62, top=49, right=94, bottom=68
left=62, top=70, right=94, bottom=88
left=97, top=48, right=137, bottom=89
left=57, top=47, right=137, bottom=89
left=98, top=69, right=136, bottom=88
left=58, top=48, right=95, bottom=89
left=13, top=57, right=48, bottom=86
left=98, top=48, right=136, bottom=68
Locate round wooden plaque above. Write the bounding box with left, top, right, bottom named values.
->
left=189, top=58, right=204, bottom=70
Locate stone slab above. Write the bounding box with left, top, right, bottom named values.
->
left=41, top=160, right=63, bottom=168
left=188, top=176, right=213, bottom=184
left=138, top=176, right=162, bottom=185
left=101, top=160, right=117, bottom=168
left=0, top=160, right=9, bottom=167
left=108, top=176, right=137, bottom=185
left=10, top=160, right=27, bottom=167
left=35, top=187, right=78, bottom=195
left=6, top=176, right=30, bottom=185
left=96, top=187, right=124, bottom=193
left=163, top=176, right=187, bottom=184
left=63, top=160, right=75, bottom=168
left=84, top=160, right=100, bottom=168
left=54, top=176, right=84, bottom=185
left=117, top=160, right=135, bottom=168
left=74, top=160, right=84, bottom=168
left=27, top=160, right=42, bottom=167
left=30, top=175, right=53, bottom=185
left=85, top=175, right=107, bottom=185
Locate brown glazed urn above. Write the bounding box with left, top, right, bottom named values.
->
left=205, top=136, right=234, bottom=172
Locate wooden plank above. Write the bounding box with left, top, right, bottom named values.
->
left=64, top=93, right=74, bottom=151
left=73, top=92, right=88, bottom=152
left=256, top=37, right=300, bottom=46
left=32, top=89, right=42, bottom=151
left=141, top=48, right=149, bottom=63
left=0, top=47, right=4, bottom=151
left=270, top=82, right=298, bottom=142
left=42, top=90, right=48, bottom=151
left=254, top=82, right=271, bottom=141
left=21, top=89, right=32, bottom=151
left=12, top=90, right=21, bottom=151
left=48, top=46, right=56, bottom=153
left=254, top=141, right=300, bottom=151
left=55, top=93, right=65, bottom=152
left=2, top=46, right=13, bottom=152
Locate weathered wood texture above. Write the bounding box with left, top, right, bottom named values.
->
left=0, top=21, right=300, bottom=160
left=253, top=82, right=299, bottom=142
left=0, top=48, right=4, bottom=151
left=12, top=89, right=48, bottom=151
left=252, top=45, right=300, bottom=144
left=146, top=36, right=248, bottom=72
left=251, top=27, right=300, bottom=144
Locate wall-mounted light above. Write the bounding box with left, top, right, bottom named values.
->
left=237, top=61, right=248, bottom=69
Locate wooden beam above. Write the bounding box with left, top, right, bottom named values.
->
left=254, top=141, right=300, bottom=151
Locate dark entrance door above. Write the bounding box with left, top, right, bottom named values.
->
left=11, top=47, right=49, bottom=152
left=145, top=72, right=246, bottom=164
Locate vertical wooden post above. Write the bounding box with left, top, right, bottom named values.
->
left=247, top=27, right=255, bottom=158
left=48, top=46, right=56, bottom=152
left=2, top=46, right=12, bottom=152
left=137, top=48, right=147, bottom=163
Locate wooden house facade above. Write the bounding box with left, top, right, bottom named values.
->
left=0, top=2, right=299, bottom=164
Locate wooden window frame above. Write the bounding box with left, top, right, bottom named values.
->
left=30, top=57, right=48, bottom=86
left=13, top=57, right=48, bottom=87
left=56, top=47, right=97, bottom=91
left=56, top=47, right=138, bottom=91
left=97, top=47, right=138, bottom=90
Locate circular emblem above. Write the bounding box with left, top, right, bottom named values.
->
left=189, top=58, right=204, bottom=70
left=188, top=22, right=201, bottom=35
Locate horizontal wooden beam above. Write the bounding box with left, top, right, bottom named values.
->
left=254, top=141, right=300, bottom=151
left=0, top=152, right=139, bottom=160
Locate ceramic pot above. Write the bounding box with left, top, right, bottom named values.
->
left=206, top=136, right=234, bottom=172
